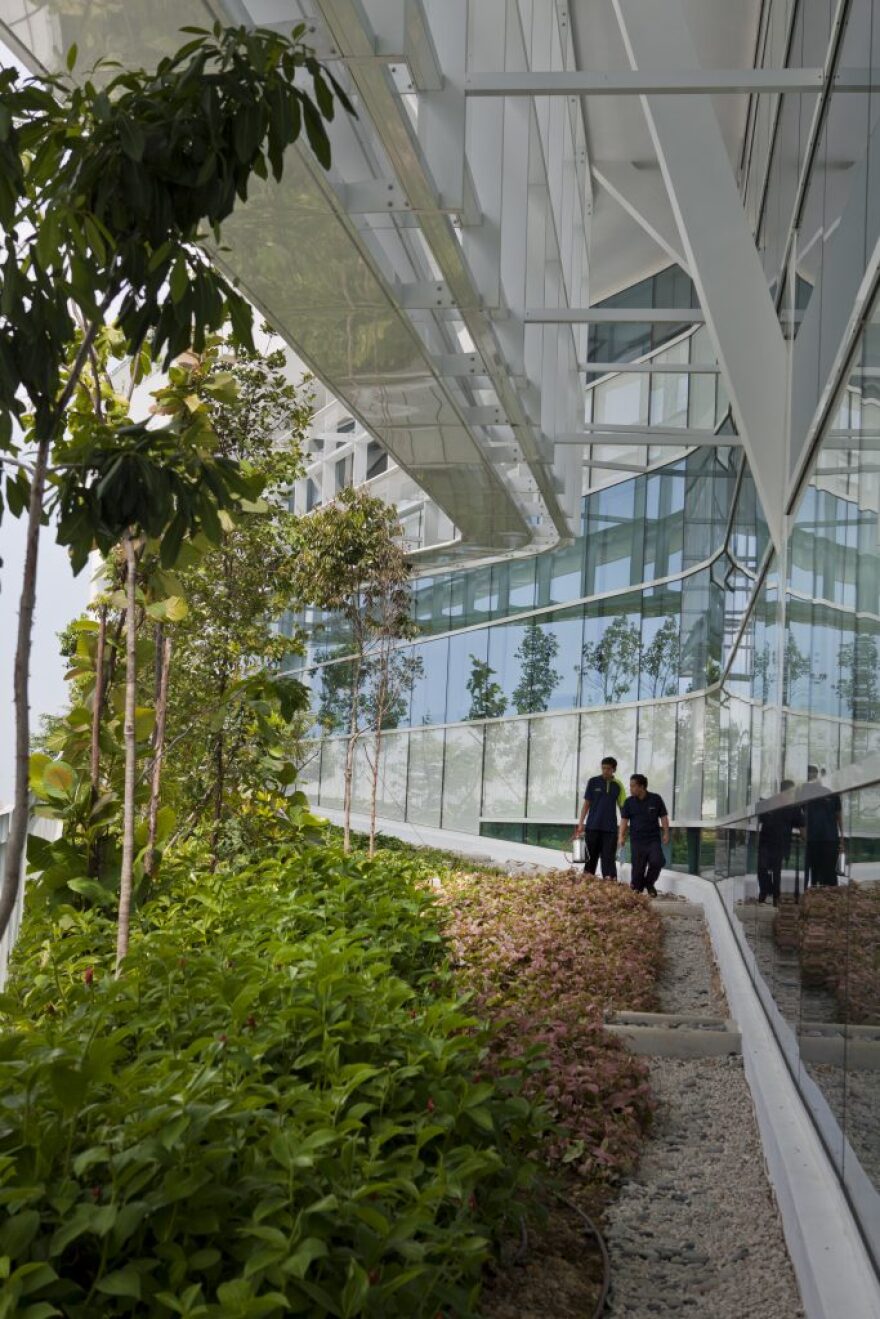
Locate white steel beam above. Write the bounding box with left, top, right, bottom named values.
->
left=464, top=69, right=826, bottom=96
left=433, top=353, right=486, bottom=376
left=555, top=427, right=742, bottom=447
left=583, top=360, right=720, bottom=375
left=592, top=161, right=689, bottom=271
left=373, top=0, right=444, bottom=91
left=522, top=306, right=703, bottom=323
left=613, top=0, right=787, bottom=549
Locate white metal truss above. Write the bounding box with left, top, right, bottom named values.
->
left=612, top=0, right=788, bottom=551
left=463, top=68, right=871, bottom=96
left=582, top=361, right=720, bottom=375
left=0, top=0, right=789, bottom=560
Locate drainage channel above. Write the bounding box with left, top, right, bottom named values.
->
left=601, top=899, right=805, bottom=1319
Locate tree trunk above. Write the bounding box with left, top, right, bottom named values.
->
left=0, top=437, right=51, bottom=944
left=368, top=721, right=381, bottom=859
left=210, top=731, right=225, bottom=871
left=368, top=649, right=389, bottom=860
left=90, top=606, right=108, bottom=799
left=342, top=655, right=361, bottom=855
left=115, top=533, right=138, bottom=976
left=145, top=630, right=172, bottom=882
left=87, top=604, right=109, bottom=879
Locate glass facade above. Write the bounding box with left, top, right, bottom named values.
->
left=300, top=445, right=763, bottom=832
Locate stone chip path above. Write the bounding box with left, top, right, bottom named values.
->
left=603, top=901, right=804, bottom=1319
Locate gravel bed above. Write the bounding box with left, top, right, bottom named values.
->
left=653, top=903, right=727, bottom=1017
left=603, top=907, right=804, bottom=1319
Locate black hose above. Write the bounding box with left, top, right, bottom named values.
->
left=553, top=1190, right=612, bottom=1319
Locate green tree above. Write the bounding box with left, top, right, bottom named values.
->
left=29, top=345, right=274, bottom=965
left=781, top=630, right=820, bottom=706
left=580, top=614, right=642, bottom=705
left=642, top=615, right=680, bottom=699
left=291, top=489, right=413, bottom=853
left=466, top=657, right=507, bottom=720
left=834, top=633, right=880, bottom=723
left=512, top=621, right=560, bottom=714
left=157, top=341, right=313, bottom=866
left=0, top=23, right=351, bottom=944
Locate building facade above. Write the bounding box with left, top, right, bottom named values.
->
left=5, top=0, right=880, bottom=1282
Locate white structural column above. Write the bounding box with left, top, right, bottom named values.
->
left=612, top=0, right=788, bottom=550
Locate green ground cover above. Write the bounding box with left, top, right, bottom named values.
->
left=0, top=834, right=661, bottom=1317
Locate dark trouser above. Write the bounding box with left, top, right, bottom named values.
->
left=757, top=840, right=783, bottom=902
left=631, top=840, right=664, bottom=893
left=585, top=829, right=618, bottom=879
left=808, top=840, right=839, bottom=887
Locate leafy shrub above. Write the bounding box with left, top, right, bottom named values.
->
left=445, top=870, right=660, bottom=1181
left=0, top=845, right=547, bottom=1318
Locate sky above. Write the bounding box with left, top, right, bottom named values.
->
left=0, top=517, right=90, bottom=807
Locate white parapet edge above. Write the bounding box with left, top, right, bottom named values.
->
left=320, top=808, right=880, bottom=1319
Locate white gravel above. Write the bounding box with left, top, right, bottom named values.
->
left=603, top=907, right=805, bottom=1319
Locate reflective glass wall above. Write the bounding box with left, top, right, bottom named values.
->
left=714, top=781, right=880, bottom=1276
left=297, top=444, right=767, bottom=843
left=717, top=294, right=880, bottom=819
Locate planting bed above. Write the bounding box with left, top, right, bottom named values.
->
left=0, top=841, right=666, bottom=1318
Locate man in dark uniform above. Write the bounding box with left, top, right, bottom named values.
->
left=804, top=773, right=844, bottom=887
left=618, top=774, right=670, bottom=897
left=574, top=755, right=626, bottom=879
left=756, top=779, right=803, bottom=905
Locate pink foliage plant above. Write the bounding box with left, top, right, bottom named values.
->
left=444, top=870, right=663, bottom=1183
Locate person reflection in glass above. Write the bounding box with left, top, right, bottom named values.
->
left=757, top=779, right=803, bottom=906
left=803, top=764, right=845, bottom=888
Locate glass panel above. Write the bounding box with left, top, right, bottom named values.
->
left=585, top=480, right=644, bottom=593
left=649, top=341, right=689, bottom=427
left=592, top=371, right=649, bottom=426
left=580, top=593, right=642, bottom=706
left=483, top=720, right=529, bottom=821
left=441, top=725, right=484, bottom=833
left=643, top=466, right=685, bottom=579
left=372, top=731, right=407, bottom=822
left=312, top=655, right=355, bottom=734
left=674, top=697, right=705, bottom=818
left=635, top=702, right=677, bottom=806
left=578, top=706, right=637, bottom=793
left=406, top=729, right=444, bottom=828
left=318, top=738, right=345, bottom=810
left=527, top=713, right=581, bottom=821
left=409, top=637, right=450, bottom=727
left=351, top=741, right=371, bottom=815
left=448, top=628, right=496, bottom=723
left=298, top=741, right=322, bottom=802
left=639, top=583, right=682, bottom=700
left=490, top=609, right=584, bottom=715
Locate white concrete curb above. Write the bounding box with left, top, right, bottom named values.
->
left=321, top=809, right=880, bottom=1318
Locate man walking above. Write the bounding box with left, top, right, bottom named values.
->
left=575, top=755, right=626, bottom=879
left=757, top=780, right=803, bottom=905
left=619, top=774, right=670, bottom=897
left=803, top=767, right=844, bottom=887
